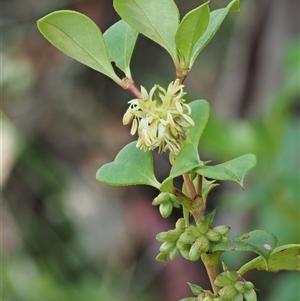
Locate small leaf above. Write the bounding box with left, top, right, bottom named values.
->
left=37, top=10, right=120, bottom=83
left=104, top=20, right=139, bottom=78
left=190, top=0, right=240, bottom=67
left=175, top=2, right=210, bottom=68
left=178, top=298, right=197, bottom=301
left=238, top=244, right=300, bottom=274
left=96, top=141, right=160, bottom=189
left=194, top=154, right=257, bottom=187
left=212, top=230, right=278, bottom=265
left=188, top=282, right=203, bottom=295
left=186, top=99, right=210, bottom=146
left=113, top=0, right=179, bottom=60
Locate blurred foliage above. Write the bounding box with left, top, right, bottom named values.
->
left=2, top=0, right=299, bottom=300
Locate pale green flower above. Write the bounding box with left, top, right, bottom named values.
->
left=123, top=79, right=194, bottom=159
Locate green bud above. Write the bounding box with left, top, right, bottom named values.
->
left=186, top=225, right=201, bottom=238
left=180, top=247, right=191, bottom=260
left=156, top=252, right=167, bottom=263
left=159, top=241, right=175, bottom=254
left=219, top=284, right=239, bottom=301
left=156, top=231, right=168, bottom=242
left=189, top=242, right=201, bottom=261
left=221, top=236, right=229, bottom=242
left=203, top=297, right=213, bottom=301
left=206, top=229, right=222, bottom=242
left=178, top=232, right=197, bottom=245
left=169, top=246, right=180, bottom=260
left=212, top=298, right=222, bottom=301
left=152, top=192, right=170, bottom=206
left=226, top=270, right=239, bottom=283
left=164, top=229, right=181, bottom=242
left=214, top=272, right=233, bottom=287
left=196, top=221, right=209, bottom=234
left=245, top=281, right=254, bottom=290
left=243, top=289, right=257, bottom=301
left=234, top=281, right=247, bottom=293
left=175, top=218, right=186, bottom=230
left=159, top=201, right=173, bottom=218
left=213, top=225, right=231, bottom=235
left=232, top=293, right=243, bottom=301
left=194, top=235, right=210, bottom=254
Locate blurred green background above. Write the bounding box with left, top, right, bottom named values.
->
left=2, top=0, right=299, bottom=300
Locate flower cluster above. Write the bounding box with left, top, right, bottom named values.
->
left=122, top=79, right=194, bottom=159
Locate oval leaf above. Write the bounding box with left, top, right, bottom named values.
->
left=194, top=154, right=257, bottom=187
left=113, top=0, right=179, bottom=60
left=104, top=20, right=139, bottom=78
left=37, top=10, right=120, bottom=83
left=190, top=0, right=240, bottom=67
left=96, top=141, right=160, bottom=188
left=186, top=99, right=210, bottom=146
left=175, top=2, right=210, bottom=68
left=238, top=244, right=300, bottom=274
left=212, top=230, right=278, bottom=265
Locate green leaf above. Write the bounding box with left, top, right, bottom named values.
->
left=113, top=0, right=179, bottom=60
left=212, top=230, right=278, bottom=265
left=104, top=20, right=139, bottom=78
left=37, top=10, right=120, bottom=83
left=175, top=2, right=210, bottom=68
left=190, top=0, right=240, bottom=67
left=188, top=282, right=203, bottom=295
left=96, top=141, right=160, bottom=189
left=186, top=99, right=210, bottom=146
left=238, top=244, right=300, bottom=274
left=194, top=154, right=257, bottom=187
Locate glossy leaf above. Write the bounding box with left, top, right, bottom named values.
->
left=113, top=0, right=179, bottom=60
left=175, top=2, right=210, bottom=68
left=190, top=0, right=240, bottom=67
left=238, top=244, right=300, bottom=274
left=104, top=20, right=138, bottom=78
left=194, top=154, right=256, bottom=187
left=96, top=141, right=160, bottom=189
left=37, top=10, right=120, bottom=83
left=212, top=230, right=278, bottom=265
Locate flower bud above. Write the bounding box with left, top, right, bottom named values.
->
left=159, top=241, right=175, bottom=254
left=156, top=252, right=167, bottom=263
left=186, top=225, right=201, bottom=238
left=159, top=201, right=173, bottom=218
left=189, top=242, right=201, bottom=261
left=214, top=272, right=233, bottom=287
left=234, top=281, right=247, bottom=293
left=156, top=231, right=168, bottom=242
left=175, top=218, right=186, bottom=230
left=152, top=192, right=171, bottom=205
left=206, top=229, right=222, bottom=242
left=213, top=225, right=231, bottom=235
left=232, top=293, right=243, bottom=301
left=203, top=297, right=213, bottom=301
left=164, top=229, right=181, bottom=242
left=226, top=270, right=239, bottom=283
left=243, top=289, right=257, bottom=301
left=194, top=235, right=210, bottom=254
left=219, top=284, right=239, bottom=301
left=245, top=281, right=254, bottom=290
left=169, top=246, right=180, bottom=260
left=196, top=221, right=209, bottom=234
left=178, top=232, right=197, bottom=245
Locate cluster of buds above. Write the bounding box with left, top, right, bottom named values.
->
left=156, top=219, right=230, bottom=263
left=214, top=270, right=257, bottom=301
left=122, top=79, right=194, bottom=162
left=152, top=192, right=181, bottom=218
left=176, top=220, right=230, bottom=261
